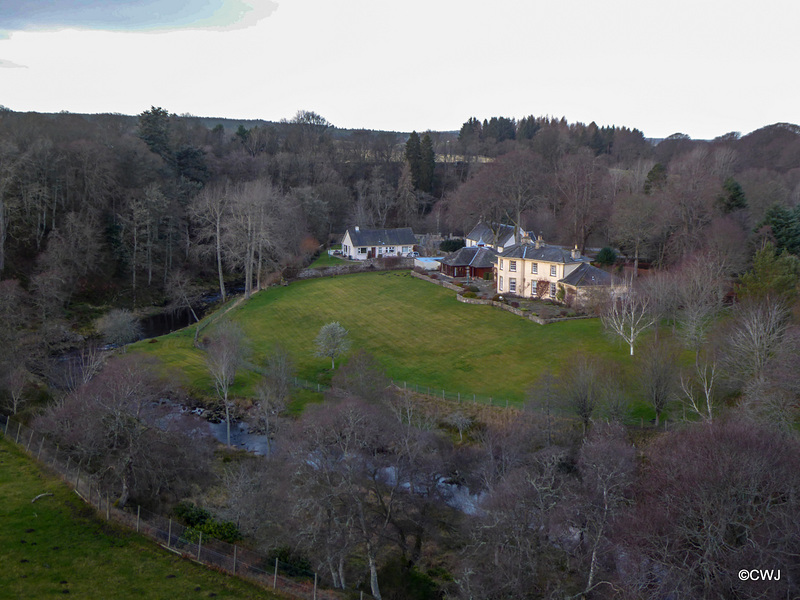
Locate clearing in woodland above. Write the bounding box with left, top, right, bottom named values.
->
left=137, top=271, right=633, bottom=404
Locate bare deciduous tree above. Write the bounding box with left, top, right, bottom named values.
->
left=673, top=251, right=728, bottom=358
left=255, top=344, right=293, bottom=454
left=559, top=355, right=602, bottom=434
left=637, top=341, right=679, bottom=426
left=619, top=421, right=800, bottom=600
left=680, top=353, right=719, bottom=422
left=723, top=298, right=790, bottom=385
left=1, top=364, right=28, bottom=415
left=575, top=423, right=635, bottom=597
left=97, top=308, right=142, bottom=347
left=601, top=284, right=654, bottom=356
left=35, top=355, right=213, bottom=509
left=206, top=321, right=248, bottom=446
left=314, top=321, right=350, bottom=370
left=190, top=182, right=229, bottom=303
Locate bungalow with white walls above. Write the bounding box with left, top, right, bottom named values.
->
left=466, top=222, right=528, bottom=253
left=341, top=226, right=417, bottom=260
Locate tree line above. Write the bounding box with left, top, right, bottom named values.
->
left=3, top=106, right=800, bottom=598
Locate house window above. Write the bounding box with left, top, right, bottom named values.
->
left=510, top=260, right=517, bottom=272
left=402, top=246, right=410, bottom=253
left=550, top=282, right=556, bottom=297
left=499, top=276, right=504, bottom=291
left=388, top=246, right=395, bottom=253
left=509, top=278, right=516, bottom=293
left=358, top=247, right=367, bottom=254
left=550, top=265, right=557, bottom=277
left=531, top=262, right=538, bottom=274
left=499, top=259, right=504, bottom=271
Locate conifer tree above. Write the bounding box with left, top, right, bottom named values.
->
left=404, top=131, right=422, bottom=189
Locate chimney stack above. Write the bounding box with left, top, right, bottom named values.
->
left=571, top=244, right=580, bottom=260
left=535, top=234, right=543, bottom=249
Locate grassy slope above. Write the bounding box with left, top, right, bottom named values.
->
left=136, top=271, right=634, bottom=404
left=0, top=438, right=281, bottom=600
left=308, top=252, right=347, bottom=269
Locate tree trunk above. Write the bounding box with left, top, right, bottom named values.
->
left=224, top=391, right=232, bottom=446
left=367, top=552, right=382, bottom=600
left=215, top=217, right=226, bottom=303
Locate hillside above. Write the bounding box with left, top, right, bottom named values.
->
left=0, top=437, right=281, bottom=600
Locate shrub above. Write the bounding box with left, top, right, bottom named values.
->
left=483, top=272, right=493, bottom=281
left=595, top=246, right=617, bottom=266
left=466, top=285, right=480, bottom=292
left=173, top=501, right=242, bottom=543
left=439, top=238, right=466, bottom=253
left=97, top=309, right=142, bottom=346
left=429, top=273, right=438, bottom=280
left=463, top=291, right=477, bottom=299
left=270, top=546, right=313, bottom=578
left=492, top=294, right=503, bottom=302
left=510, top=301, right=520, bottom=308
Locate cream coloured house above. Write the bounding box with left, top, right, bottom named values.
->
left=496, top=234, right=592, bottom=301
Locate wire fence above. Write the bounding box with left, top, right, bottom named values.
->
left=0, top=413, right=371, bottom=600
left=291, top=376, right=680, bottom=431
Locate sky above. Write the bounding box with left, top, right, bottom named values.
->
left=0, top=0, right=798, bottom=139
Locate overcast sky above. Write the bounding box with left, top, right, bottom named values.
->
left=0, top=0, right=797, bottom=139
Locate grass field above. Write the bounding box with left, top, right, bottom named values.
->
left=0, top=438, right=280, bottom=600
left=136, top=271, right=635, bottom=404
left=308, top=251, right=347, bottom=269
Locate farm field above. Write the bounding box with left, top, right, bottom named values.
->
left=136, top=271, right=635, bottom=404
left=0, top=438, right=280, bottom=600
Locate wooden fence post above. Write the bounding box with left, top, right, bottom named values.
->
left=197, top=531, right=202, bottom=561
left=167, top=519, right=172, bottom=548
left=27, top=430, right=33, bottom=451
left=136, top=506, right=141, bottom=532
left=15, top=421, right=21, bottom=444
left=106, top=493, right=110, bottom=520
left=37, top=438, right=44, bottom=460
left=273, top=557, right=278, bottom=589
left=233, top=545, right=237, bottom=574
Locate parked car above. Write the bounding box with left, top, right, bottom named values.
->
left=332, top=249, right=343, bottom=255
left=406, top=251, right=420, bottom=258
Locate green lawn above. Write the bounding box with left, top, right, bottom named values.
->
left=136, top=271, right=635, bottom=404
left=308, top=251, right=347, bottom=269
left=0, top=438, right=280, bottom=600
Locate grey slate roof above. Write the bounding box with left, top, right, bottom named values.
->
left=441, top=246, right=498, bottom=268
left=346, top=227, right=416, bottom=247
left=560, top=263, right=618, bottom=287
left=500, top=241, right=590, bottom=264
left=466, top=222, right=518, bottom=245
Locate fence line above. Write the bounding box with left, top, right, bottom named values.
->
left=0, top=414, right=368, bottom=600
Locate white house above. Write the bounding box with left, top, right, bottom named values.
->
left=465, top=222, right=527, bottom=253
left=341, top=226, right=417, bottom=260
